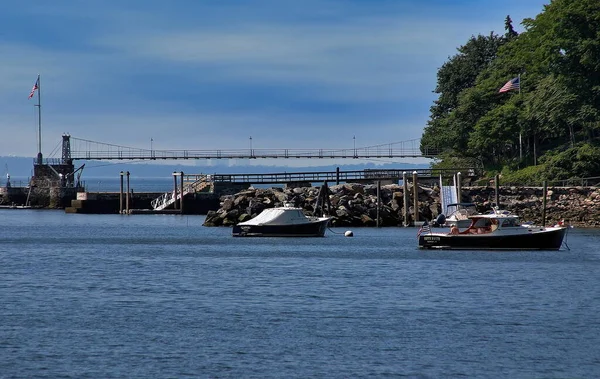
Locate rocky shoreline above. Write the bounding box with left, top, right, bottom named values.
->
left=203, top=183, right=600, bottom=228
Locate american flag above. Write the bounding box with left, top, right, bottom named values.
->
left=417, top=220, right=431, bottom=237
left=499, top=77, right=520, bottom=93
left=28, top=78, right=39, bottom=99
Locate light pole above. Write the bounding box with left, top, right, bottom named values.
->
left=249, top=136, right=253, bottom=158
left=150, top=137, right=153, bottom=158
left=353, top=135, right=356, bottom=158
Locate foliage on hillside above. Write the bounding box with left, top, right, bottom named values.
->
left=422, top=0, right=600, bottom=181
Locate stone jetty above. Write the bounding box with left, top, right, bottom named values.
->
left=203, top=183, right=600, bottom=228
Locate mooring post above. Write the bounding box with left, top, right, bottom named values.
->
left=119, top=171, right=124, bottom=214
left=172, top=172, right=178, bottom=210
left=376, top=180, right=381, bottom=228
left=180, top=171, right=184, bottom=215
left=542, top=180, right=548, bottom=227
left=457, top=172, right=462, bottom=203
left=412, top=171, right=419, bottom=224
left=125, top=171, right=130, bottom=214
left=403, top=171, right=409, bottom=227
left=495, top=174, right=500, bottom=207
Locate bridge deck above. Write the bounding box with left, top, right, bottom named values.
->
left=70, top=148, right=442, bottom=160
left=67, top=136, right=441, bottom=160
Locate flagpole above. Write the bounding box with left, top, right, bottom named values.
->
left=35, top=74, right=42, bottom=165
left=518, top=73, right=522, bottom=162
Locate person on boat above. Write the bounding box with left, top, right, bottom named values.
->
left=449, top=225, right=459, bottom=235
left=554, top=219, right=567, bottom=227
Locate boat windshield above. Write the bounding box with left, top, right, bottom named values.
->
left=500, top=217, right=521, bottom=227
left=446, top=203, right=477, bottom=220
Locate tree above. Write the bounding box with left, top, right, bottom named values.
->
left=423, top=0, right=600, bottom=179
left=504, top=15, right=518, bottom=40
left=421, top=32, right=506, bottom=153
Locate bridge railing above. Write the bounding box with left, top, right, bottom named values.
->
left=209, top=168, right=480, bottom=184
left=69, top=147, right=444, bottom=160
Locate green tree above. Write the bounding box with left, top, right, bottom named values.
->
left=424, top=0, right=600, bottom=179
left=421, top=33, right=506, bottom=153
left=504, top=15, right=518, bottom=40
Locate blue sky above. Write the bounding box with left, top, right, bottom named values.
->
left=1, top=0, right=548, bottom=166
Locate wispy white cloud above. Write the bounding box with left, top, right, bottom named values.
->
left=0, top=0, right=549, bottom=161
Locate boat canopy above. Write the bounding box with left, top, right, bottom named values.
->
left=238, top=207, right=316, bottom=226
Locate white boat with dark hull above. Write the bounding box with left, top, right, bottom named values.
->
left=232, top=204, right=331, bottom=237
left=418, top=209, right=567, bottom=250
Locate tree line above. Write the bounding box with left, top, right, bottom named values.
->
left=420, top=0, right=600, bottom=184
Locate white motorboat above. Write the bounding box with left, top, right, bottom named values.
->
left=232, top=204, right=331, bottom=237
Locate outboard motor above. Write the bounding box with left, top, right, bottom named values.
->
left=436, top=213, right=446, bottom=227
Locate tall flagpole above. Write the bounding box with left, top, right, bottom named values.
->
left=518, top=73, right=522, bottom=162
left=35, top=74, right=42, bottom=165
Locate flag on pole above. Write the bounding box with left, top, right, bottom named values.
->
left=28, top=77, right=39, bottom=99
left=417, top=220, right=431, bottom=237
left=499, top=77, right=520, bottom=93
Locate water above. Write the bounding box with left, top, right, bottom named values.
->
left=1, top=209, right=599, bottom=378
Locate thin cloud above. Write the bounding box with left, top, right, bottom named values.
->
left=0, top=0, right=548, bottom=159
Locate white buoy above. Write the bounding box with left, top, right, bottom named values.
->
left=344, top=230, right=353, bottom=237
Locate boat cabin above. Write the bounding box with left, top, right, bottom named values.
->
left=458, top=213, right=522, bottom=235
left=239, top=206, right=319, bottom=226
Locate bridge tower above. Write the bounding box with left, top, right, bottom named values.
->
left=31, top=134, right=76, bottom=190
left=62, top=134, right=72, bottom=165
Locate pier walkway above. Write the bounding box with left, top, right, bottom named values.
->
left=203, top=168, right=479, bottom=185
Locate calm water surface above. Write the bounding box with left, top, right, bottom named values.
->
left=1, top=209, right=599, bottom=378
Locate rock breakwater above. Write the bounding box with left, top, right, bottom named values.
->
left=203, top=183, right=600, bottom=228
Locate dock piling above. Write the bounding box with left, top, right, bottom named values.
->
left=412, top=171, right=418, bottom=224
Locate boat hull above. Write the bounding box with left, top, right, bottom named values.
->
left=232, top=219, right=330, bottom=237
left=418, top=227, right=567, bottom=250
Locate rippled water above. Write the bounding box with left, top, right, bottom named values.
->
left=1, top=209, right=599, bottom=378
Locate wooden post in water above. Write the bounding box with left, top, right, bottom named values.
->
left=180, top=171, right=184, bottom=215
left=412, top=171, right=419, bottom=223
left=173, top=172, right=178, bottom=211
left=403, top=172, right=409, bottom=227
left=376, top=180, right=381, bottom=228
left=456, top=172, right=462, bottom=203
left=119, top=171, right=124, bottom=214
left=125, top=171, right=130, bottom=214
left=542, top=180, right=548, bottom=227
left=495, top=174, right=500, bottom=207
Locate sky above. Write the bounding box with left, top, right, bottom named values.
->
left=1, top=0, right=549, bottom=167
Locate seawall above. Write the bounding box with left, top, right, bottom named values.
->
left=203, top=183, right=600, bottom=228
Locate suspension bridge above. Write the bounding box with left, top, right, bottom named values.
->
left=60, top=136, right=441, bottom=161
